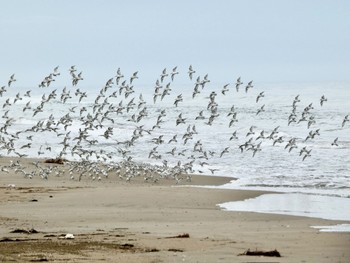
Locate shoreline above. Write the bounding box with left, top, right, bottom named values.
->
left=1, top=157, right=350, bottom=262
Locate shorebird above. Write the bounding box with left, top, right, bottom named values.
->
left=250, top=143, right=262, bottom=157
left=256, top=91, right=265, bottom=103
left=273, top=136, right=284, bottom=146
left=294, top=95, right=301, bottom=103
left=256, top=130, right=266, bottom=140
left=115, top=67, right=124, bottom=84
left=8, top=74, right=16, bottom=87
left=161, top=83, right=172, bottom=100
left=245, top=81, right=253, bottom=93
left=152, top=135, right=164, bottom=145
left=221, top=84, right=230, bottom=95
left=174, top=94, right=183, bottom=107
left=299, top=146, right=308, bottom=156
left=209, top=168, right=219, bottom=174
left=288, top=113, right=297, bottom=126
left=229, top=115, right=238, bottom=127
left=130, top=71, right=138, bottom=84
left=53, top=66, right=60, bottom=76
left=331, top=137, right=339, bottom=146
left=72, top=71, right=83, bottom=86
left=188, top=65, right=196, bottom=80
left=220, top=147, right=229, bottom=157
left=171, top=66, right=179, bottom=81
left=203, top=74, right=210, bottom=86
left=168, top=135, right=178, bottom=144
left=342, top=115, right=349, bottom=127
left=302, top=149, right=312, bottom=161
left=229, top=131, right=238, bottom=140
left=69, top=65, right=77, bottom=74
left=256, top=104, right=265, bottom=115
left=320, top=95, right=327, bottom=106
left=235, top=77, right=243, bottom=92
left=305, top=130, right=316, bottom=141
left=176, top=113, right=186, bottom=125
left=246, top=126, right=255, bottom=137
left=13, top=93, right=22, bottom=103
left=0, top=86, right=7, bottom=96
left=307, top=116, right=316, bottom=129
left=285, top=138, right=297, bottom=151
left=267, top=126, right=280, bottom=139
left=166, top=147, right=177, bottom=156
left=160, top=68, right=168, bottom=82
left=195, top=110, right=205, bottom=120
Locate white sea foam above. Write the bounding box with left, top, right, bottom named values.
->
left=218, top=193, right=350, bottom=232
left=311, top=224, right=350, bottom=232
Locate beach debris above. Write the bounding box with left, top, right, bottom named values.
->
left=144, top=248, right=160, bottom=252
left=0, top=237, right=34, bottom=242
left=10, top=228, right=39, bottom=234
left=59, top=233, right=75, bottom=239
left=65, top=233, right=75, bottom=239
left=0, top=237, right=17, bottom=243
left=165, top=233, right=190, bottom=239
left=119, top=243, right=134, bottom=249
left=168, top=248, right=184, bottom=252
left=239, top=248, right=281, bottom=257
left=7, top=184, right=16, bottom=189
left=44, top=158, right=66, bottom=164
left=29, top=257, right=49, bottom=262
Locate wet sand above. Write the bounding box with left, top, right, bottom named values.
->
left=0, top=157, right=349, bottom=262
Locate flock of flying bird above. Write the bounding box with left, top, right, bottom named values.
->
left=0, top=66, right=349, bottom=184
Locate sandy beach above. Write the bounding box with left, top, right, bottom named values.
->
left=0, top=157, right=349, bottom=262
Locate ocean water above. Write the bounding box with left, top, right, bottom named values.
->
left=1, top=72, right=349, bottom=230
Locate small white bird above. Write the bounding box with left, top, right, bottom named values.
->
left=256, top=104, right=265, bottom=115
left=235, top=77, right=243, bottom=92
left=160, top=68, right=168, bottom=82
left=8, top=74, right=16, bottom=87
left=188, top=65, right=196, bottom=80
left=53, top=66, right=60, bottom=76
left=171, top=66, right=179, bottom=81
left=130, top=71, right=138, bottom=84
left=256, top=91, right=265, bottom=103
left=320, top=95, right=327, bottom=106
left=342, top=115, right=349, bottom=127
left=176, top=113, right=186, bottom=126
left=331, top=137, right=339, bottom=146
left=220, top=147, right=229, bottom=158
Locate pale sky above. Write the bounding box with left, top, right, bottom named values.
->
left=1, top=0, right=349, bottom=87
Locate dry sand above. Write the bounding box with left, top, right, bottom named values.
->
left=0, top=157, right=349, bottom=262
